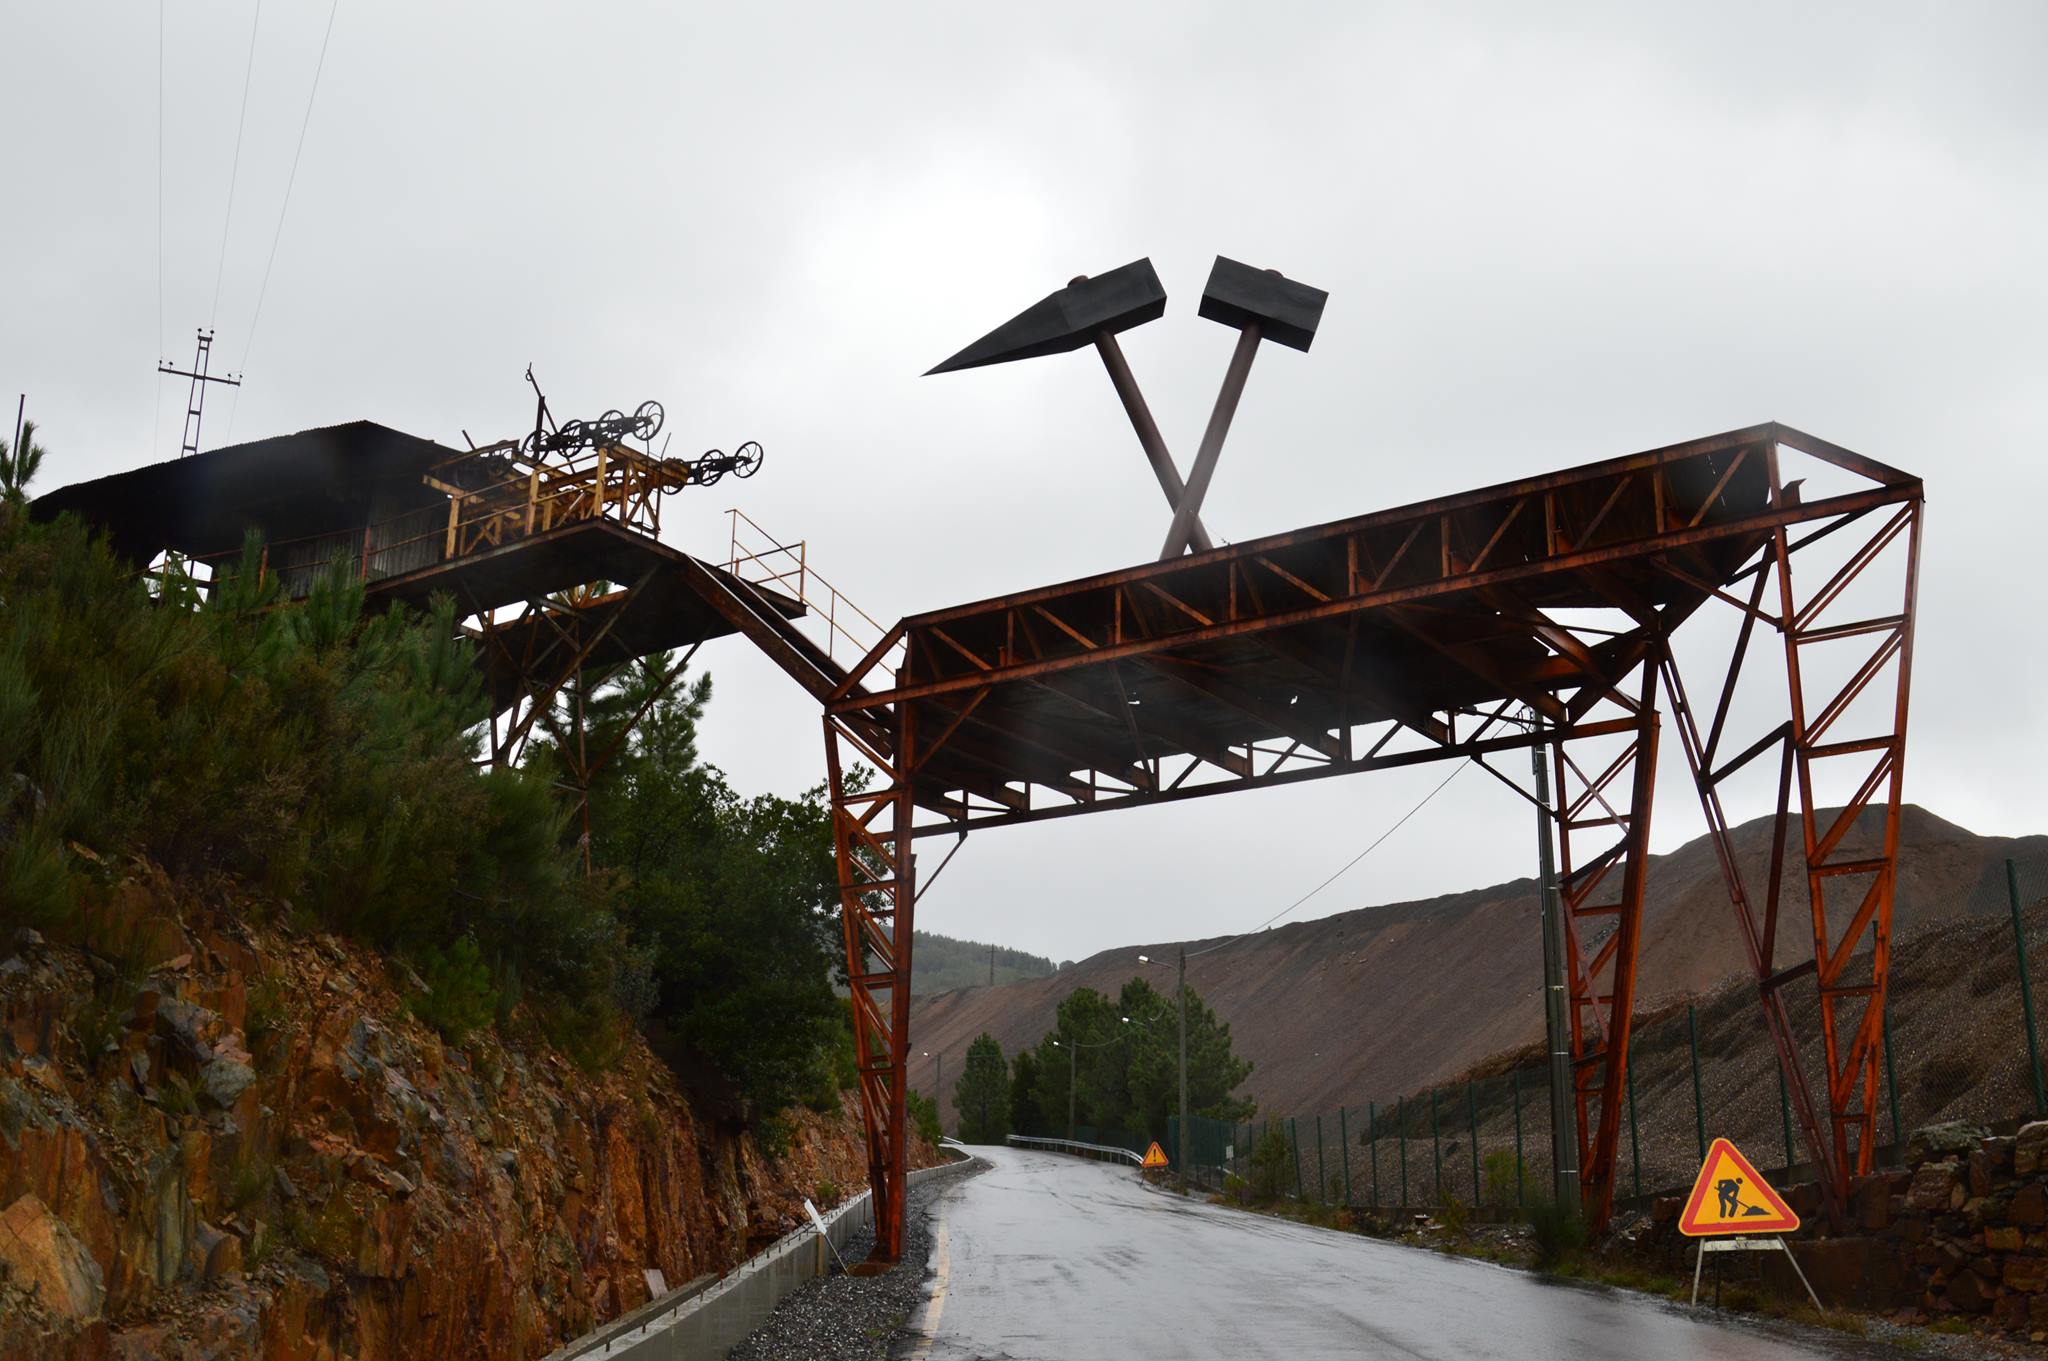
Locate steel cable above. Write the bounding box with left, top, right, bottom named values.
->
left=209, top=0, right=265, bottom=328
left=1187, top=758, right=1469, bottom=958
left=226, top=0, right=340, bottom=441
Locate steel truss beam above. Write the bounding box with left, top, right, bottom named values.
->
left=1661, top=493, right=1922, bottom=1219
left=788, top=423, right=1922, bottom=1253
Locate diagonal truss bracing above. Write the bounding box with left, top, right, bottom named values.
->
left=746, top=422, right=1923, bottom=1255
left=1661, top=490, right=1922, bottom=1211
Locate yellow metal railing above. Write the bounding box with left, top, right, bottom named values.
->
left=721, top=508, right=901, bottom=669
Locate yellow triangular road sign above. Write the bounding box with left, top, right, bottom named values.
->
left=1140, top=1141, right=1170, bottom=1169
left=1679, top=1137, right=1799, bottom=1236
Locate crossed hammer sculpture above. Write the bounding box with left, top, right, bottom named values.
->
left=927, top=257, right=1328, bottom=560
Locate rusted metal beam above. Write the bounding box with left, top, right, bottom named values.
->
left=846, top=484, right=1916, bottom=713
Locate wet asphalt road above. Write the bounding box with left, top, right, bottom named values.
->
left=903, top=1146, right=1884, bottom=1361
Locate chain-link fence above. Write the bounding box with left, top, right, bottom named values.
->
left=1168, top=865, right=2048, bottom=1213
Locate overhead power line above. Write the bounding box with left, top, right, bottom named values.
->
left=230, top=0, right=341, bottom=433
left=155, top=0, right=167, bottom=459
left=1188, top=758, right=1469, bottom=959
left=209, top=0, right=265, bottom=328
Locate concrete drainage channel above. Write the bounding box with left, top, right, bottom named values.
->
left=544, top=1150, right=980, bottom=1361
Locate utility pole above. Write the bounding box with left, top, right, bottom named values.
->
left=1177, top=946, right=1190, bottom=1194
left=158, top=328, right=241, bottom=457
left=1532, top=716, right=1580, bottom=1210
left=989, top=943, right=996, bottom=988
left=1065, top=1039, right=1077, bottom=1140
left=1140, top=950, right=1196, bottom=1192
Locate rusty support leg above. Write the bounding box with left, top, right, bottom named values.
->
left=1658, top=491, right=1921, bottom=1217
left=824, top=709, right=917, bottom=1264
left=1662, top=644, right=1836, bottom=1211
left=1778, top=501, right=1922, bottom=1193
left=1551, top=663, right=1659, bottom=1232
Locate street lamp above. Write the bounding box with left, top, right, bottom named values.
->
left=921, top=1050, right=942, bottom=1138
left=1138, top=950, right=1190, bottom=1193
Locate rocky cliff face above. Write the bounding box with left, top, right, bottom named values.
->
left=0, top=868, right=924, bottom=1361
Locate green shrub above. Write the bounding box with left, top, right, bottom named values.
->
left=227, top=1156, right=274, bottom=1214
left=408, top=938, right=498, bottom=1044
left=907, top=1089, right=942, bottom=1147
left=157, top=1071, right=199, bottom=1119
left=539, top=991, right=629, bottom=1074
left=1482, top=1149, right=1529, bottom=1205
left=244, top=975, right=286, bottom=1066
left=1248, top=1124, right=1293, bottom=1202
left=1436, top=1188, right=1468, bottom=1236
left=755, top=1115, right=794, bottom=1159
left=68, top=983, right=126, bottom=1076
left=1526, top=1194, right=1587, bottom=1268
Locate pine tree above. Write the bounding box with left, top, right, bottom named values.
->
left=952, top=1032, right=1010, bottom=1143
left=0, top=418, right=45, bottom=503
left=1009, top=1048, right=1044, bottom=1135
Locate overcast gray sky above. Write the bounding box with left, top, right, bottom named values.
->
left=6, top=1, right=2043, bottom=963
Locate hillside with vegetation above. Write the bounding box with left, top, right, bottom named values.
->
left=912, top=808, right=2048, bottom=1126
left=910, top=931, right=1056, bottom=995
left=0, top=447, right=935, bottom=1360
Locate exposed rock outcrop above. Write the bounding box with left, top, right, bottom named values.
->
left=0, top=871, right=928, bottom=1360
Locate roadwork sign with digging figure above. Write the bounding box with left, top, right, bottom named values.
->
left=1679, top=1138, right=1822, bottom=1310
left=1680, top=1138, right=1799, bottom=1235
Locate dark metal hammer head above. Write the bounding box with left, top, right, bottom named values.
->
left=1198, top=256, right=1328, bottom=352
left=926, top=259, right=1167, bottom=375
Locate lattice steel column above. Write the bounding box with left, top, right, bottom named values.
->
left=1550, top=663, right=1659, bottom=1232
left=1661, top=477, right=1922, bottom=1215
left=823, top=708, right=917, bottom=1263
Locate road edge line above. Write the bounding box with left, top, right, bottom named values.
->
left=906, top=1206, right=951, bottom=1360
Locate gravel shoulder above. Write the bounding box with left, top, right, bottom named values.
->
left=728, top=1161, right=982, bottom=1361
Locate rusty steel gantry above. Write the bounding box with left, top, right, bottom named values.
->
left=42, top=293, right=1926, bottom=1266
left=780, top=420, right=1921, bottom=1259
left=679, top=257, right=1926, bottom=1262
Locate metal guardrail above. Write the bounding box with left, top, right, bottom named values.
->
left=1006, top=1134, right=1145, bottom=1166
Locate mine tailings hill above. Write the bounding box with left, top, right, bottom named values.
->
left=910, top=805, right=2048, bottom=1123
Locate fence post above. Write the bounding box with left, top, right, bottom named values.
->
left=1430, top=1088, right=1443, bottom=1203
left=1316, top=1115, right=1327, bottom=1205
left=1513, top=1068, right=1525, bottom=1208
left=1882, top=1005, right=1903, bottom=1147
left=1290, top=1118, right=1304, bottom=1200
left=1778, top=1063, right=1795, bottom=1169
left=1688, top=1004, right=1707, bottom=1163
left=1398, top=1096, right=1408, bottom=1208
left=1369, top=1101, right=1380, bottom=1208
left=1339, top=1106, right=1351, bottom=1206
left=1626, top=1057, right=1641, bottom=1200
left=2009, top=859, right=2046, bottom=1117
left=1466, top=1081, right=1480, bottom=1206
